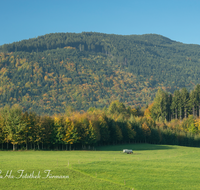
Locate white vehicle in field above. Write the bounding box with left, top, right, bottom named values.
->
left=123, top=149, right=133, bottom=154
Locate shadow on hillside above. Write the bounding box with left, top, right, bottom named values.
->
left=96, top=143, right=176, bottom=151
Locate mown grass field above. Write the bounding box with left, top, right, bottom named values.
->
left=0, top=144, right=200, bottom=190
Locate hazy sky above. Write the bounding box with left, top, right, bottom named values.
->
left=1, top=0, right=200, bottom=45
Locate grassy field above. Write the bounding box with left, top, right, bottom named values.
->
left=0, top=144, right=200, bottom=190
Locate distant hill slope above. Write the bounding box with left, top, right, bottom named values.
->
left=0, top=32, right=200, bottom=115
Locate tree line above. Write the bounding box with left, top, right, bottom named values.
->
left=1, top=98, right=200, bottom=151
left=0, top=101, right=138, bottom=151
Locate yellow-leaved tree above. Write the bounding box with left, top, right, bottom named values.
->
left=63, top=118, right=80, bottom=150
left=141, top=122, right=151, bottom=143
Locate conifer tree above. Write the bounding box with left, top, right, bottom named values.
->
left=180, top=88, right=189, bottom=119
left=171, top=90, right=181, bottom=120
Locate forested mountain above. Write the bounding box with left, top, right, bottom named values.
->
left=1, top=32, right=200, bottom=115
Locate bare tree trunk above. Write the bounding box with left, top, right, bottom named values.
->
left=34, top=144, right=35, bottom=150
left=69, top=144, right=71, bottom=151
left=62, top=144, right=64, bottom=150
left=42, top=143, right=43, bottom=150
left=13, top=144, right=15, bottom=151
left=66, top=144, right=68, bottom=150
left=38, top=143, right=40, bottom=150
left=180, top=108, right=182, bottom=120
left=31, top=143, right=32, bottom=150
left=2, top=143, right=3, bottom=150
left=176, top=109, right=177, bottom=119
left=26, top=141, right=28, bottom=150
left=7, top=142, right=8, bottom=150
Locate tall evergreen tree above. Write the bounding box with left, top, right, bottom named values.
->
left=180, top=88, right=189, bottom=119
left=189, top=89, right=198, bottom=117
left=171, top=90, right=181, bottom=120
left=151, top=88, right=169, bottom=121
left=195, top=84, right=200, bottom=117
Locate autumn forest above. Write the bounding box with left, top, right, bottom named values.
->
left=1, top=32, right=200, bottom=114
left=1, top=32, right=200, bottom=150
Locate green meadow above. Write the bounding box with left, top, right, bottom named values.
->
left=0, top=144, right=200, bottom=190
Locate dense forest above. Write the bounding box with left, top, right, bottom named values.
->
left=1, top=32, right=200, bottom=114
